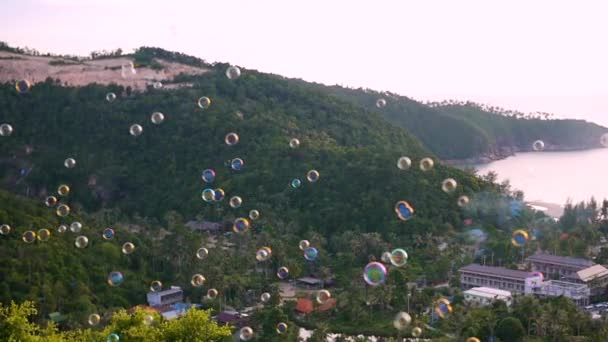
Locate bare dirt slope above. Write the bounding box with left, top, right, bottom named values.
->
left=0, top=51, right=208, bottom=90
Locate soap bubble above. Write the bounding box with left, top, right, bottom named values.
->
left=106, top=333, right=120, bottom=342
left=106, top=92, right=116, bottom=103
left=107, top=271, right=124, bottom=286
left=277, top=266, right=289, bottom=280
left=299, top=240, right=310, bottom=250
left=201, top=188, right=216, bottom=202
left=207, top=288, right=219, bottom=299
left=15, top=79, right=31, bottom=94
left=150, top=280, right=163, bottom=292
left=239, top=327, right=254, bottom=341
left=64, top=158, right=76, bottom=169
left=57, top=184, right=70, bottom=196
left=201, top=169, right=216, bottom=183
left=291, top=178, right=302, bottom=188
left=457, top=195, right=470, bottom=207
left=0, top=224, right=10, bottom=235
left=306, top=170, right=320, bottom=183
left=153, top=81, right=163, bottom=89
left=45, top=195, right=58, bottom=207
left=75, top=235, right=89, bottom=248
left=466, top=338, right=481, bottom=342
left=151, top=112, right=165, bottom=124
left=70, top=222, right=82, bottom=233
left=0, top=123, right=13, bottom=137
left=88, top=313, right=101, bottom=326
left=289, top=138, right=300, bottom=148
left=129, top=124, right=143, bottom=137
left=393, top=311, right=412, bottom=330
left=376, top=98, right=387, bottom=108
left=37, top=229, right=51, bottom=241
left=22, top=231, right=36, bottom=243
left=303, top=246, right=319, bottom=261
left=122, top=242, right=135, bottom=255
left=389, top=248, right=408, bottom=267
left=57, top=224, right=67, bottom=233
left=229, top=196, right=243, bottom=208
left=394, top=201, right=415, bottom=221
left=260, top=292, right=271, bottom=303
left=411, top=327, right=423, bottom=337
left=231, top=158, right=244, bottom=171
left=316, top=289, right=331, bottom=304
left=441, top=178, right=457, bottom=193
left=397, top=156, right=411, bottom=170
left=420, top=158, right=434, bottom=171
left=434, top=298, right=453, bottom=318
left=233, top=218, right=250, bottom=233
left=197, top=96, right=211, bottom=109
left=532, top=140, right=545, bottom=151
left=56, top=204, right=70, bottom=217
left=249, top=209, right=260, bottom=221
left=225, top=132, right=239, bottom=146
left=381, top=251, right=391, bottom=263
left=256, top=247, right=272, bottom=262
left=102, top=228, right=115, bottom=240
left=601, top=133, right=608, bottom=147
left=511, top=229, right=529, bottom=247
left=196, top=247, right=209, bottom=260
left=214, top=188, right=225, bottom=201
left=191, top=274, right=205, bottom=287
left=226, top=65, right=241, bottom=80
left=363, top=262, right=387, bottom=286
left=276, top=322, right=288, bottom=334
left=531, top=271, right=544, bottom=281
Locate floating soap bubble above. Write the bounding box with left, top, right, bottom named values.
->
left=531, top=271, right=544, bottom=281
left=88, top=313, right=101, bottom=326
left=457, top=195, right=470, bottom=207
left=129, top=124, right=143, bottom=137
left=532, top=140, right=545, bottom=151
left=274, top=322, right=288, bottom=334
left=225, top=132, right=239, bottom=146
left=122, top=242, right=135, bottom=255
left=15, top=79, right=31, bottom=94
left=201, top=169, right=216, bottom=183
left=434, top=298, right=453, bottom=318
left=45, top=195, right=58, bottom=207
left=233, top=218, right=250, bottom=233
left=363, top=262, right=387, bottom=286
left=75, top=235, right=89, bottom=248
left=393, top=311, right=412, bottom=330
left=411, top=327, right=423, bottom=337
left=58, top=184, right=70, bottom=196
left=151, top=112, right=165, bottom=124
left=316, top=289, right=331, bottom=304
left=277, top=266, right=289, bottom=280
left=231, top=158, right=244, bottom=171
left=64, top=158, right=76, bottom=169
left=291, top=178, right=302, bottom=188
left=153, top=81, right=163, bottom=89
left=106, top=92, right=116, bottom=103
left=107, top=271, right=124, bottom=286
left=0, top=123, right=13, bottom=137
left=299, top=240, right=310, bottom=250
left=306, top=170, right=320, bottom=183
left=239, top=327, right=254, bottom=341
left=191, top=274, right=205, bottom=287
left=150, top=280, right=163, bottom=292
left=143, top=315, right=155, bottom=326
left=214, top=188, right=225, bottom=201
left=207, top=288, right=219, bottom=299
left=304, top=246, right=319, bottom=261
left=0, top=224, right=10, bottom=235
left=289, top=138, right=300, bottom=148
left=106, top=333, right=120, bottom=342
left=397, top=156, right=411, bottom=170
left=22, top=231, right=36, bottom=243
left=37, top=229, right=51, bottom=241
left=249, top=209, right=260, bottom=220
left=394, top=201, right=415, bottom=221
left=201, top=188, right=216, bottom=202
left=197, top=96, right=211, bottom=109
left=376, top=98, right=387, bottom=108
left=56, top=204, right=70, bottom=217
left=226, top=65, right=241, bottom=80
left=57, top=224, right=67, bottom=233
left=256, top=247, right=271, bottom=262
left=102, top=228, right=115, bottom=240
left=196, top=247, right=209, bottom=260
left=441, top=178, right=457, bottom=193
left=466, top=338, right=481, bottom=342
left=260, top=292, right=271, bottom=303
left=420, top=157, right=434, bottom=171
left=511, top=229, right=529, bottom=247
left=381, top=251, right=391, bottom=263
left=601, top=133, right=608, bottom=147
left=70, top=222, right=82, bottom=233
left=390, top=248, right=408, bottom=267
left=229, top=196, right=243, bottom=208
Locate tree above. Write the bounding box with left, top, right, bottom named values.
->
left=159, top=309, right=231, bottom=342
left=495, top=317, right=525, bottom=342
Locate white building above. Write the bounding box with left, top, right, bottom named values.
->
left=531, top=280, right=590, bottom=306
left=146, top=286, right=184, bottom=307
left=464, top=287, right=512, bottom=307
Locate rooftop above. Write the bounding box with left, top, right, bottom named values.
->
left=526, top=253, right=594, bottom=269
left=464, top=287, right=512, bottom=298
left=459, top=264, right=532, bottom=280
left=564, top=265, right=608, bottom=282
left=147, top=286, right=183, bottom=297
left=297, top=277, right=322, bottom=285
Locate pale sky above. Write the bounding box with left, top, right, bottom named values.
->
left=2, top=0, right=607, bottom=125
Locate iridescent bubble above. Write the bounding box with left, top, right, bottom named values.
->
left=45, top=195, right=58, bottom=207
left=106, top=92, right=117, bottom=103
left=260, top=292, right=271, bottom=303
left=22, top=231, right=36, bottom=243
left=397, top=156, right=411, bottom=170
left=229, top=196, right=243, bottom=208
left=102, top=228, right=115, bottom=240
left=88, top=313, right=101, bottom=326
left=457, top=195, right=470, bottom=207
left=393, top=311, right=412, bottom=330
left=239, top=327, right=254, bottom=341
left=196, top=247, right=209, bottom=260
left=0, top=123, right=13, bottom=137
left=129, top=124, right=143, bottom=137
left=466, top=338, right=481, bottom=342
left=277, top=266, right=289, bottom=280
left=15, top=79, right=31, bottom=94
left=363, top=262, right=387, bottom=286
left=381, top=251, right=391, bottom=263
left=249, top=210, right=260, bottom=221
left=434, top=298, right=453, bottom=319
left=299, top=240, right=310, bottom=251
left=74, top=235, right=89, bottom=248
left=153, top=81, right=163, bottom=89
left=191, top=274, right=205, bottom=287
left=106, top=333, right=120, bottom=342
left=256, top=247, right=272, bottom=262
left=231, top=158, right=244, bottom=171
left=531, top=271, right=544, bottom=281
left=303, top=246, right=319, bottom=261
left=411, top=327, right=423, bottom=337
left=419, top=157, right=434, bottom=171
left=376, top=98, right=387, bottom=108
left=601, top=133, right=608, bottom=147
left=151, top=112, right=165, bottom=124
left=532, top=140, right=545, bottom=151
left=291, top=178, right=302, bottom=188
left=107, top=271, right=124, bottom=286
left=37, top=229, right=51, bottom=241
left=201, top=169, right=216, bottom=183
left=57, top=184, right=70, bottom=196
left=394, top=201, right=415, bottom=221
left=306, top=170, right=320, bottom=183
left=226, top=65, right=241, bottom=80
left=441, top=178, right=457, bottom=194
left=70, top=222, right=82, bottom=233
left=56, top=204, right=70, bottom=217
left=57, top=224, right=67, bottom=233
left=207, top=288, right=219, bottom=299
left=511, top=229, right=529, bottom=247
left=225, top=132, right=239, bottom=146
left=233, top=218, right=250, bottom=233
left=197, top=96, right=211, bottom=109
left=143, top=315, right=155, bottom=326
left=214, top=188, right=225, bottom=201
left=64, top=158, right=76, bottom=169
left=289, top=138, right=300, bottom=148
left=150, top=280, right=163, bottom=292
left=0, top=224, right=10, bottom=235
left=122, top=242, right=135, bottom=255
left=201, top=188, right=216, bottom=202
left=316, top=289, right=331, bottom=304
left=276, top=322, right=288, bottom=334
left=390, top=248, right=408, bottom=267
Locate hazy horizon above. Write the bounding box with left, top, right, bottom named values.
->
left=1, top=0, right=607, bottom=126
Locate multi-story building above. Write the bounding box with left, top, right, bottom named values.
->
left=563, top=264, right=608, bottom=298
left=459, top=264, right=534, bottom=294
left=531, top=280, right=590, bottom=306
left=146, top=286, right=184, bottom=307
left=464, top=287, right=512, bottom=307
left=526, top=253, right=594, bottom=279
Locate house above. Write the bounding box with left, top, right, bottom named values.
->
left=146, top=286, right=184, bottom=307
left=459, top=264, right=533, bottom=294
left=216, top=310, right=249, bottom=327
left=526, top=253, right=594, bottom=279
left=463, top=287, right=512, bottom=307
left=296, top=277, right=323, bottom=289
left=295, top=297, right=337, bottom=315
left=562, top=264, right=608, bottom=298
